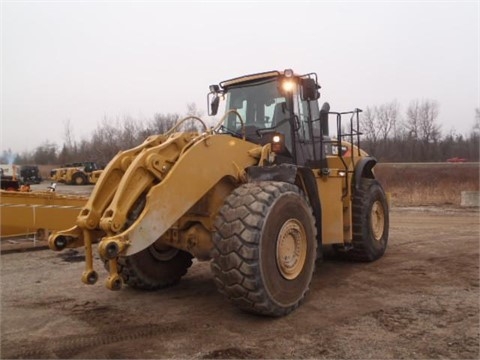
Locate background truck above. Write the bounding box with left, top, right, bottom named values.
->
left=49, top=69, right=389, bottom=316
left=0, top=164, right=21, bottom=190
left=50, top=161, right=102, bottom=185
left=20, top=165, right=42, bottom=184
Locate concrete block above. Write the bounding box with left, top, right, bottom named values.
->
left=461, top=191, right=479, bottom=207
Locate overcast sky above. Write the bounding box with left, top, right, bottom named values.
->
left=1, top=1, right=479, bottom=154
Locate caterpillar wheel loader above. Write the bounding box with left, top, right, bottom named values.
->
left=49, top=69, right=389, bottom=317
left=50, top=161, right=102, bottom=185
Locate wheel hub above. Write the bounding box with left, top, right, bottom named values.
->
left=371, top=200, right=385, bottom=241
left=276, top=219, right=307, bottom=280
left=149, top=243, right=178, bottom=261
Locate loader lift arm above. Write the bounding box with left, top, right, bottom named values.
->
left=49, top=116, right=266, bottom=289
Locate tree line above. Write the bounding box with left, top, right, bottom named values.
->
left=359, top=100, right=479, bottom=162
left=2, top=104, right=202, bottom=166
left=1, top=101, right=479, bottom=166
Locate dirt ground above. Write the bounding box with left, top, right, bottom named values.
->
left=1, top=207, right=479, bottom=359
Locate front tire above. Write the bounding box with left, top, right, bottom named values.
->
left=110, top=244, right=193, bottom=290
left=211, top=181, right=317, bottom=317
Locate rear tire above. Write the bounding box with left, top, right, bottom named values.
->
left=211, top=181, right=317, bottom=317
left=341, top=178, right=389, bottom=261
left=109, top=244, right=193, bottom=290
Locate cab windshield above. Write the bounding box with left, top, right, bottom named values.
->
left=223, top=78, right=290, bottom=133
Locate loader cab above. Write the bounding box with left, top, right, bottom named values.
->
left=211, top=70, right=325, bottom=167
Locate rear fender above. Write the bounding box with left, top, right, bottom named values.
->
left=353, top=157, right=377, bottom=191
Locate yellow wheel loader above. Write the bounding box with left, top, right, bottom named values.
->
left=50, top=162, right=102, bottom=185
left=49, top=69, right=389, bottom=316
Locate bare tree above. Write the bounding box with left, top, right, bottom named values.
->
left=120, top=115, right=143, bottom=149
left=466, top=108, right=480, bottom=161
left=63, top=119, right=75, bottom=150
left=59, top=119, right=77, bottom=163
left=405, top=100, right=421, bottom=140
left=149, top=113, right=179, bottom=134
left=418, top=99, right=441, bottom=143
left=404, top=99, right=441, bottom=160
left=472, top=108, right=480, bottom=137
left=361, top=107, right=380, bottom=144
left=33, top=141, right=57, bottom=164
left=376, top=100, right=399, bottom=141
left=185, top=102, right=205, bottom=132
left=88, top=117, right=124, bottom=164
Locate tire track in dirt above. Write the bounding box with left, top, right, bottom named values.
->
left=3, top=322, right=187, bottom=359
left=2, top=297, right=188, bottom=359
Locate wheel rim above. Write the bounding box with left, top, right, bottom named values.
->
left=276, top=219, right=307, bottom=280
left=149, top=243, right=178, bottom=261
left=75, top=176, right=83, bottom=185
left=371, top=200, right=385, bottom=241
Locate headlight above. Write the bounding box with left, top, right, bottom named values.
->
left=271, top=133, right=285, bottom=153
left=282, top=80, right=295, bottom=92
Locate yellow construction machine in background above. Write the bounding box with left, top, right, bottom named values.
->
left=50, top=161, right=103, bottom=185
left=48, top=69, right=389, bottom=317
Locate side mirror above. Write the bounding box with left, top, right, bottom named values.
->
left=210, top=95, right=220, bottom=116
left=208, top=84, right=221, bottom=116
left=208, top=91, right=220, bottom=116
left=300, top=78, right=320, bottom=101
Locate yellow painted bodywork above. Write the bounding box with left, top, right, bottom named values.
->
left=51, top=167, right=102, bottom=185
left=50, top=168, right=66, bottom=183
left=316, top=142, right=367, bottom=245
left=88, top=170, right=102, bottom=184
left=44, top=111, right=371, bottom=289
left=50, top=130, right=263, bottom=255
left=316, top=170, right=346, bottom=244
left=47, top=127, right=266, bottom=285
left=113, top=135, right=261, bottom=256
left=0, top=191, right=87, bottom=237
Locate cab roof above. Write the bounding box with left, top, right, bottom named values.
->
left=220, top=69, right=299, bottom=89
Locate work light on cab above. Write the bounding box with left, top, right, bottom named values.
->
left=271, top=133, right=285, bottom=153
left=282, top=80, right=295, bottom=92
